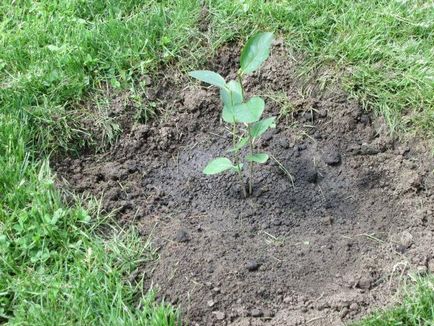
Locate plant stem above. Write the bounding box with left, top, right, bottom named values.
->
left=232, top=123, right=247, bottom=198
left=237, top=163, right=247, bottom=198
left=237, top=73, right=244, bottom=98
left=230, top=90, right=246, bottom=198
left=247, top=125, right=254, bottom=195
left=237, top=72, right=253, bottom=196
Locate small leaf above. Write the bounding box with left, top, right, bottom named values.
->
left=222, top=105, right=237, bottom=123
left=47, top=44, right=61, bottom=52
left=77, top=208, right=91, bottom=223
left=250, top=117, right=276, bottom=138
left=51, top=209, right=64, bottom=225
left=203, top=157, right=234, bottom=175
left=240, top=32, right=274, bottom=74
left=220, top=80, right=243, bottom=106
left=189, top=70, right=226, bottom=88
left=246, top=153, right=269, bottom=164
left=228, top=137, right=249, bottom=152
left=110, top=77, right=121, bottom=88
left=233, top=96, right=265, bottom=123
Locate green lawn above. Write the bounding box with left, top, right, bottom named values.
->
left=1, top=0, right=433, bottom=325
left=1, top=0, right=197, bottom=324
left=354, top=276, right=434, bottom=326
left=207, top=0, right=434, bottom=136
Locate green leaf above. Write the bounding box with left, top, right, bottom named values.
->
left=246, top=153, right=269, bottom=164
left=250, top=117, right=276, bottom=138
left=240, top=32, right=274, bottom=74
left=77, top=208, right=91, bottom=223
left=233, top=96, right=265, bottom=123
left=203, top=157, right=234, bottom=175
left=110, top=77, right=121, bottom=89
left=222, top=105, right=237, bottom=123
left=228, top=137, right=249, bottom=152
left=220, top=80, right=243, bottom=106
left=221, top=80, right=243, bottom=123
left=47, top=44, right=61, bottom=52
left=51, top=209, right=64, bottom=225
left=189, top=70, right=226, bottom=88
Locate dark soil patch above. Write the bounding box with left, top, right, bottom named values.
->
left=55, top=42, right=434, bottom=325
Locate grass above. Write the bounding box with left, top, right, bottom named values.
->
left=1, top=0, right=433, bottom=325
left=205, top=0, right=434, bottom=137
left=0, top=0, right=202, bottom=152
left=1, top=0, right=200, bottom=324
left=354, top=276, right=434, bottom=325
left=0, top=116, right=178, bottom=324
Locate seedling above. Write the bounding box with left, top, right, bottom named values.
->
left=189, top=32, right=275, bottom=197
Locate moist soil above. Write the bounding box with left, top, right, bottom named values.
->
left=55, top=41, right=434, bottom=325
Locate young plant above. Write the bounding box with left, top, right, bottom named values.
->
left=189, top=32, right=275, bottom=197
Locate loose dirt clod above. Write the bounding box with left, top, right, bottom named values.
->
left=175, top=229, right=191, bottom=243
left=246, top=260, right=261, bottom=272
left=323, top=147, right=341, bottom=166
left=55, top=44, right=434, bottom=325
left=213, top=311, right=225, bottom=320
left=251, top=309, right=264, bottom=317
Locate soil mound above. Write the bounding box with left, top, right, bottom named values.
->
left=55, top=42, right=434, bottom=325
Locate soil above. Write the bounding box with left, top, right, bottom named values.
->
left=55, top=41, right=434, bottom=326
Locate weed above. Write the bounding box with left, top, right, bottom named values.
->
left=189, top=32, right=275, bottom=197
